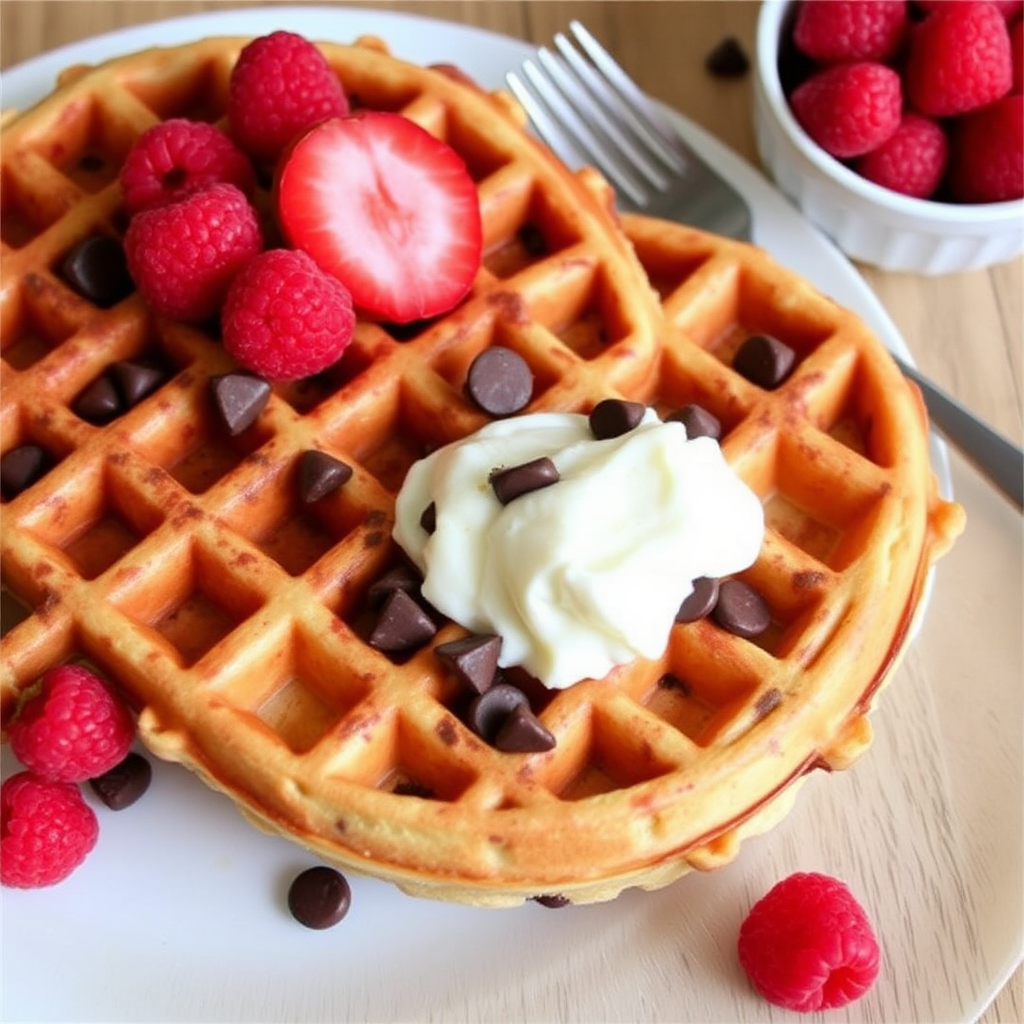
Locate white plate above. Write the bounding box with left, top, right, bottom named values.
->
left=2, top=9, right=1020, bottom=1024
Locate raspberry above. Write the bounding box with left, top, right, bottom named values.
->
left=120, top=118, right=255, bottom=215
left=916, top=0, right=1023, bottom=20
left=228, top=31, right=350, bottom=163
left=738, top=872, right=880, bottom=1013
left=221, top=248, right=356, bottom=381
left=790, top=62, right=902, bottom=159
left=947, top=94, right=1024, bottom=202
left=124, top=182, right=262, bottom=322
left=793, top=0, right=908, bottom=64
left=905, top=2, right=1013, bottom=117
left=1012, top=17, right=1023, bottom=92
left=9, top=664, right=135, bottom=783
left=1, top=772, right=99, bottom=888
left=855, top=113, right=948, bottom=198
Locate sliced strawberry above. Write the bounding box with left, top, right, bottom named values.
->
left=275, top=111, right=483, bottom=324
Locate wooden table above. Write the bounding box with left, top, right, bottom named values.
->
left=3, top=3, right=1020, bottom=1022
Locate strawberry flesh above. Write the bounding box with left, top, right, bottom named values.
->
left=276, top=111, right=483, bottom=323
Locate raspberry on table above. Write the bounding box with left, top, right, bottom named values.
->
left=9, top=663, right=135, bottom=784
left=0, top=772, right=100, bottom=888
left=228, top=31, right=350, bottom=163
left=124, top=182, right=263, bottom=323
left=947, top=93, right=1024, bottom=203
left=790, top=62, right=902, bottom=159
left=793, top=0, right=908, bottom=65
left=855, top=113, right=948, bottom=199
left=221, top=248, right=356, bottom=381
left=905, top=1, right=1013, bottom=117
left=119, top=118, right=255, bottom=215
left=738, top=872, right=881, bottom=1013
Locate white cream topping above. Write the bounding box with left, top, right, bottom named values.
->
left=393, top=410, right=764, bottom=689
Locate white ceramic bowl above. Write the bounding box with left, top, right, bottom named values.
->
left=753, top=0, right=1024, bottom=275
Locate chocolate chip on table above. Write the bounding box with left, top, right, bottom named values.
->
left=1, top=444, right=49, bottom=499
left=675, top=577, right=720, bottom=623
left=466, top=682, right=530, bottom=744
left=111, top=360, right=167, bottom=408
left=419, top=501, right=437, bottom=534
left=367, top=564, right=423, bottom=609
left=369, top=588, right=437, bottom=653
left=73, top=374, right=123, bottom=424
left=732, top=334, right=796, bottom=390
left=712, top=579, right=771, bottom=638
left=494, top=704, right=556, bottom=753
left=464, top=346, right=533, bottom=416
left=210, top=372, right=271, bottom=435
left=435, top=633, right=502, bottom=694
left=666, top=403, right=722, bottom=441
left=59, top=235, right=134, bottom=308
left=287, top=865, right=352, bottom=929
left=705, top=36, right=750, bottom=78
left=490, top=456, right=559, bottom=505
left=298, top=450, right=352, bottom=503
left=88, top=751, right=152, bottom=810
left=588, top=398, right=646, bottom=439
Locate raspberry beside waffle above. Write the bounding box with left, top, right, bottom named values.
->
left=1, top=35, right=963, bottom=906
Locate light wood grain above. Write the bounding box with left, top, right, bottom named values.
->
left=2, top=3, right=1020, bottom=1021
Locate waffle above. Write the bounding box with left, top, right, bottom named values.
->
left=1, top=36, right=963, bottom=907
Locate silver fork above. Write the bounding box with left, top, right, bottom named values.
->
left=506, top=22, right=1023, bottom=511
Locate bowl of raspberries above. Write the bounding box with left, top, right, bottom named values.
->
left=754, top=0, right=1023, bottom=274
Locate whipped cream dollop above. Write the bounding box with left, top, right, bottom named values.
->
left=393, top=410, right=764, bottom=689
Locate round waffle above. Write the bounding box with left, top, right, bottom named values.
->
left=1, top=36, right=963, bottom=906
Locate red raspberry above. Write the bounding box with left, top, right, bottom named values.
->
left=9, top=664, right=135, bottom=783
left=947, top=93, right=1024, bottom=202
left=855, top=113, right=948, bottom=198
left=124, top=182, right=262, bottom=322
left=905, top=2, right=1013, bottom=117
left=916, top=0, right=1023, bottom=20
left=1011, top=17, right=1023, bottom=92
left=738, top=872, right=881, bottom=1012
left=120, top=118, right=255, bottom=215
left=221, top=248, right=356, bottom=381
left=1, top=772, right=99, bottom=888
left=228, top=31, right=350, bottom=163
left=790, top=62, right=902, bottom=159
left=793, top=0, right=909, bottom=64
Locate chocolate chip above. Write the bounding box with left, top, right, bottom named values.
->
left=435, top=634, right=502, bottom=694
left=369, top=588, right=437, bottom=653
left=210, top=372, right=271, bottom=435
left=588, top=398, right=646, bottom=439
left=494, top=703, right=556, bottom=753
left=111, top=360, right=166, bottom=408
left=59, top=235, right=134, bottom=308
left=712, top=579, right=771, bottom=638
left=420, top=501, right=437, bottom=534
left=464, top=347, right=533, bottom=416
left=466, top=682, right=529, bottom=744
left=73, top=374, right=123, bottom=423
left=298, top=450, right=352, bottom=503
left=532, top=894, right=571, bottom=908
left=675, top=577, right=720, bottom=623
left=88, top=751, right=152, bottom=810
left=367, top=564, right=423, bottom=609
left=490, top=457, right=559, bottom=505
left=667, top=403, right=722, bottom=441
left=705, top=36, right=750, bottom=78
left=1, top=444, right=49, bottom=499
left=733, top=334, right=796, bottom=390
left=287, top=866, right=352, bottom=929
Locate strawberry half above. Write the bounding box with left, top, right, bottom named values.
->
left=276, top=111, right=483, bottom=324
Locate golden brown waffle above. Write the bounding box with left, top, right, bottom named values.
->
left=1, top=36, right=963, bottom=906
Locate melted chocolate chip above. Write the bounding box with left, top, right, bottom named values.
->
left=435, top=634, right=502, bottom=694
left=88, top=752, right=152, bottom=810
left=1, top=444, right=49, bottom=499
left=705, top=36, right=750, bottom=78
left=589, top=398, right=646, bottom=439
left=464, top=347, right=533, bottom=416
left=675, top=577, right=720, bottom=623
left=73, top=375, right=123, bottom=424
left=667, top=403, right=722, bottom=441
left=712, top=579, right=771, bottom=638
left=466, top=683, right=529, bottom=744
left=494, top=704, right=556, bottom=753
left=298, top=450, right=352, bottom=503
left=369, top=589, right=437, bottom=653
left=287, top=866, right=352, bottom=929
left=210, top=372, right=271, bottom=435
left=60, top=235, right=134, bottom=308
left=733, top=334, right=796, bottom=390
left=490, top=456, right=559, bottom=505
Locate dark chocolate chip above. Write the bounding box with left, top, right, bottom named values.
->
left=532, top=894, right=571, bottom=908
left=588, top=398, right=646, bottom=439
left=287, top=865, right=352, bottom=929
left=712, top=579, right=771, bottom=638
left=88, top=751, right=152, bottom=810
left=667, top=403, right=722, bottom=441
left=111, top=360, right=166, bottom=408
left=464, top=347, right=533, bottom=416
left=435, top=634, right=502, bottom=694
left=494, top=703, right=556, bottom=753
left=420, top=501, right=437, bottom=534
left=466, top=682, right=529, bottom=744
left=490, top=456, right=559, bottom=505
left=59, top=235, right=134, bottom=308
left=1, top=444, right=49, bottom=499
left=733, top=334, right=796, bottom=390
left=73, top=374, right=123, bottom=424
left=705, top=36, right=750, bottom=78
left=210, top=372, right=271, bottom=435
left=298, top=450, right=352, bottom=503
left=675, top=577, right=720, bottom=623
left=367, top=565, right=423, bottom=609
left=369, top=588, right=437, bottom=653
